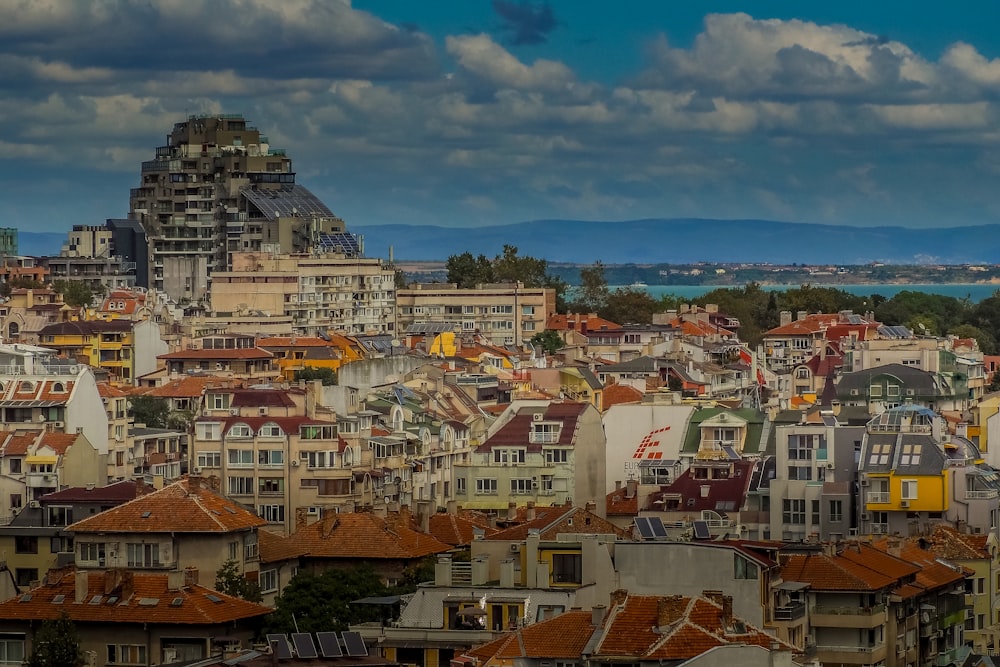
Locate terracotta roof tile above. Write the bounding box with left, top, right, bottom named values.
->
left=484, top=506, right=629, bottom=541
left=0, top=431, right=39, bottom=456
left=68, top=478, right=266, bottom=534
left=158, top=348, right=273, bottom=360
left=38, top=431, right=81, bottom=455
left=477, top=402, right=588, bottom=452
left=602, top=383, right=644, bottom=408
left=259, top=528, right=308, bottom=564
left=427, top=512, right=498, bottom=546
left=287, top=510, right=451, bottom=560
left=97, top=382, right=134, bottom=398
left=469, top=610, right=596, bottom=661
left=605, top=487, right=639, bottom=517
left=0, top=568, right=269, bottom=625
left=779, top=543, right=920, bottom=591
left=149, top=376, right=224, bottom=398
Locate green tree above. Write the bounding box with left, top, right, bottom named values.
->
left=531, top=329, right=564, bottom=355
left=215, top=559, right=262, bottom=602
left=573, top=262, right=610, bottom=313
left=0, top=276, right=46, bottom=297
left=265, top=564, right=388, bottom=634
left=28, top=612, right=82, bottom=667
left=293, top=367, right=338, bottom=386
left=129, top=395, right=169, bottom=428
left=52, top=280, right=99, bottom=308
left=493, top=244, right=549, bottom=287
left=446, top=252, right=495, bottom=288
left=601, top=287, right=660, bottom=325
left=166, top=408, right=196, bottom=433
left=393, top=269, right=409, bottom=290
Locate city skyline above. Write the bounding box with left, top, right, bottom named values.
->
left=4, top=1, right=1000, bottom=233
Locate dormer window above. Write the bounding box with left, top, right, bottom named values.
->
left=52, top=382, right=66, bottom=393
left=494, top=448, right=525, bottom=465
left=530, top=422, right=560, bottom=444
left=18, top=381, right=34, bottom=393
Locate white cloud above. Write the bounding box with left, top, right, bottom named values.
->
left=446, top=34, right=575, bottom=91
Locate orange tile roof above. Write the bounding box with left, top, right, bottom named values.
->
left=68, top=478, right=266, bottom=534
left=545, top=313, right=622, bottom=332
left=427, top=512, right=498, bottom=546
left=286, top=510, right=451, bottom=560
left=0, top=431, right=39, bottom=456
left=0, top=568, right=269, bottom=625
left=38, top=431, right=80, bottom=455
left=870, top=537, right=969, bottom=592
left=158, top=348, right=273, bottom=360
left=97, top=382, right=134, bottom=398
left=605, top=487, right=639, bottom=517
left=919, top=525, right=991, bottom=560
left=484, top=506, right=629, bottom=541
left=259, top=528, right=308, bottom=564
left=467, top=610, right=596, bottom=661
left=601, top=383, right=643, bottom=408
left=148, top=376, right=223, bottom=398
left=780, top=543, right=919, bottom=591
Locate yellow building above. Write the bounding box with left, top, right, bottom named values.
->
left=37, top=320, right=136, bottom=383
left=257, top=334, right=365, bottom=382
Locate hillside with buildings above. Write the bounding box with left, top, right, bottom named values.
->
left=2, top=114, right=1000, bottom=667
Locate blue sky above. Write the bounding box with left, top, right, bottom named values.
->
left=5, top=1, right=1000, bottom=236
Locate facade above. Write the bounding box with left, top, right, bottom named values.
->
left=157, top=334, right=279, bottom=382
left=37, top=319, right=167, bottom=384
left=397, top=283, right=554, bottom=347
left=128, top=114, right=351, bottom=300
left=838, top=363, right=971, bottom=413
left=211, top=252, right=397, bottom=335
left=455, top=401, right=606, bottom=513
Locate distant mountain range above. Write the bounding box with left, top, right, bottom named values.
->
left=355, top=218, right=999, bottom=265
left=19, top=218, right=998, bottom=265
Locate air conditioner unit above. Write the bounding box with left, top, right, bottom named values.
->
left=900, top=500, right=910, bottom=508
left=28, top=500, right=40, bottom=509
left=860, top=512, right=871, bottom=521
left=860, top=477, right=870, bottom=487
left=193, top=467, right=203, bottom=474
left=290, top=459, right=299, bottom=467
left=229, top=408, right=239, bottom=415
left=510, top=543, right=520, bottom=552
left=533, top=413, right=543, bottom=422
left=532, top=481, right=539, bottom=488
left=826, top=463, right=835, bottom=469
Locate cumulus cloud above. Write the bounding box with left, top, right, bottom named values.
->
left=446, top=34, right=575, bottom=92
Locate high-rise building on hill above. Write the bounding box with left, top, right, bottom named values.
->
left=128, top=114, right=354, bottom=301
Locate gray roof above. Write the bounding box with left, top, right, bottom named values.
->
left=598, top=355, right=668, bottom=374
left=240, top=184, right=336, bottom=220
left=837, top=363, right=943, bottom=395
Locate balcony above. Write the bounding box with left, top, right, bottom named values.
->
left=26, top=472, right=58, bottom=489
left=812, top=644, right=886, bottom=665
left=966, top=490, right=999, bottom=500
left=866, top=491, right=890, bottom=504
left=811, top=603, right=887, bottom=628
left=774, top=602, right=807, bottom=621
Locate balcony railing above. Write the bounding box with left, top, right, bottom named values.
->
left=866, top=491, right=890, bottom=504
left=774, top=602, right=807, bottom=621
left=813, top=603, right=886, bottom=617
left=966, top=490, right=999, bottom=500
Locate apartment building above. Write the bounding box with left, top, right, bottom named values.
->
left=127, top=114, right=350, bottom=300
left=156, top=334, right=279, bottom=382
left=37, top=319, right=167, bottom=384
left=397, top=282, right=554, bottom=347
left=211, top=251, right=396, bottom=335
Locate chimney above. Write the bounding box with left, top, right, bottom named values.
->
left=75, top=570, right=89, bottom=603
left=295, top=507, right=309, bottom=530
left=585, top=501, right=596, bottom=513
left=507, top=502, right=517, bottom=521
left=796, top=311, right=807, bottom=321
left=610, top=589, right=628, bottom=609
left=779, top=311, right=792, bottom=326
left=591, top=605, right=606, bottom=626
left=526, top=501, right=536, bottom=522
left=720, top=595, right=733, bottom=629
left=626, top=479, right=637, bottom=499
left=184, top=566, right=199, bottom=586
left=615, top=480, right=622, bottom=492
left=657, top=595, right=687, bottom=628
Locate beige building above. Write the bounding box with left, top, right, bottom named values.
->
left=210, top=251, right=396, bottom=335
left=396, top=282, right=554, bottom=346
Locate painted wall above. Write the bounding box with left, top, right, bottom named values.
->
left=602, top=404, right=694, bottom=493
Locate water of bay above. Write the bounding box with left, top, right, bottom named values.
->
left=615, top=283, right=1000, bottom=304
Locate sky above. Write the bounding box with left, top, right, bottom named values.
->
left=5, top=1, right=1000, bottom=235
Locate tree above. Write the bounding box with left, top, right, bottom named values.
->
left=52, top=280, right=98, bottom=308
left=0, top=276, right=45, bottom=297
left=493, top=244, right=549, bottom=287
left=601, top=287, right=660, bottom=325
left=530, top=329, right=564, bottom=355
left=265, top=565, right=388, bottom=634
left=28, top=612, right=82, bottom=667
left=215, top=559, right=262, bottom=602
left=129, top=395, right=169, bottom=428
left=393, top=268, right=409, bottom=290
left=573, top=262, right=610, bottom=313
left=293, top=367, right=338, bottom=386
left=166, top=408, right=196, bottom=432
left=446, top=252, right=495, bottom=288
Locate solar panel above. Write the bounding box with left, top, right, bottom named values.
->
left=291, top=634, right=318, bottom=659
left=721, top=445, right=739, bottom=460
left=241, top=184, right=336, bottom=221
left=316, top=232, right=361, bottom=257
left=633, top=517, right=654, bottom=540
left=266, top=635, right=293, bottom=660
left=649, top=516, right=668, bottom=538
left=316, top=632, right=342, bottom=658
left=692, top=520, right=711, bottom=540
left=341, top=632, right=367, bottom=657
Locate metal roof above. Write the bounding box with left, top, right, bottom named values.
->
left=240, top=184, right=335, bottom=220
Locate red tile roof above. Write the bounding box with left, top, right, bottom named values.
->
left=0, top=431, right=40, bottom=456
left=484, top=506, right=629, bottom=541
left=230, top=389, right=296, bottom=408
left=467, top=610, right=596, bottom=661
left=779, top=543, right=920, bottom=591
left=601, top=382, right=643, bottom=408
left=97, top=382, right=134, bottom=398
left=257, top=337, right=339, bottom=348
left=0, top=568, right=269, bottom=625
left=68, top=478, right=266, bottom=534
left=545, top=313, right=622, bottom=332
left=477, top=402, right=588, bottom=451
left=871, top=537, right=969, bottom=592
left=427, top=512, right=498, bottom=546
left=259, top=528, right=308, bottom=564
left=647, top=461, right=755, bottom=513
left=38, top=431, right=81, bottom=455
left=605, top=486, right=639, bottom=517
left=286, top=510, right=451, bottom=560
left=158, top=348, right=273, bottom=360
left=148, top=376, right=223, bottom=399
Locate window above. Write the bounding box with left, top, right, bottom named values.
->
left=829, top=499, right=843, bottom=522
left=208, top=393, right=231, bottom=410
left=811, top=499, right=820, bottom=525
left=227, top=423, right=252, bottom=439
left=259, top=505, right=285, bottom=523
left=530, top=423, right=560, bottom=444
left=782, top=499, right=805, bottom=524
left=868, top=443, right=891, bottom=465
left=228, top=449, right=253, bottom=467
left=551, top=553, right=582, bottom=584
left=545, top=449, right=569, bottom=464
left=15, top=569, right=37, bottom=587
left=228, top=541, right=238, bottom=561
left=787, top=466, right=812, bottom=480
left=258, top=450, right=284, bottom=467
left=734, top=554, right=759, bottom=579
left=228, top=476, right=254, bottom=495
left=108, top=645, right=147, bottom=665
left=493, top=449, right=525, bottom=464
left=79, top=542, right=106, bottom=563
left=259, top=478, right=284, bottom=495
left=540, top=475, right=554, bottom=493
left=901, top=479, right=918, bottom=500
left=899, top=444, right=921, bottom=466
left=456, top=477, right=467, bottom=494
left=476, top=478, right=498, bottom=495
left=260, top=569, right=278, bottom=593
left=259, top=423, right=284, bottom=437
left=197, top=451, right=221, bottom=468
left=510, top=479, right=533, bottom=494
left=47, top=506, right=73, bottom=527
left=8, top=459, right=20, bottom=475
left=0, top=634, right=25, bottom=666
left=306, top=451, right=335, bottom=469
left=8, top=495, right=20, bottom=510
left=126, top=543, right=161, bottom=568
left=788, top=434, right=822, bottom=460
left=869, top=384, right=882, bottom=397
left=15, top=536, right=37, bottom=554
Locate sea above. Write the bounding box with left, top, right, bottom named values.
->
left=611, top=283, right=1000, bottom=304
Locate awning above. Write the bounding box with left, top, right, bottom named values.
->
left=776, top=581, right=809, bottom=591
left=26, top=455, right=58, bottom=464
left=352, top=595, right=402, bottom=606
